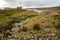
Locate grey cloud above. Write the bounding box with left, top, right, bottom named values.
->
left=4, top=0, right=60, bottom=8
left=20, top=0, right=60, bottom=7
left=4, top=0, right=19, bottom=7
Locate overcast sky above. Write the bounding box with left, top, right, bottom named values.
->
left=0, top=0, right=60, bottom=8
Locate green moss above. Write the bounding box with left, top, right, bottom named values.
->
left=20, top=16, right=27, bottom=20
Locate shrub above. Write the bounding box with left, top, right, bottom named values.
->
left=22, top=26, right=28, bottom=32
left=12, top=17, right=21, bottom=23
left=55, top=24, right=60, bottom=29
left=33, top=24, right=40, bottom=30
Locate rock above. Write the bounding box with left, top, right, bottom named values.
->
left=11, top=27, right=20, bottom=32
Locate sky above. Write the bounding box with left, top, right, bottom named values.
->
left=0, top=0, right=60, bottom=8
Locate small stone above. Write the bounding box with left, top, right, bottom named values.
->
left=11, top=27, right=20, bottom=32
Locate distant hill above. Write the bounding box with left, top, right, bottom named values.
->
left=25, top=6, right=60, bottom=11
left=36, top=6, right=60, bottom=10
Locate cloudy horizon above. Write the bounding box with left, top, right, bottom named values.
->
left=0, top=0, right=60, bottom=9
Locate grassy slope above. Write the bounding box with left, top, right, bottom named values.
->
left=18, top=8, right=60, bottom=40
left=21, top=11, right=60, bottom=28
left=0, top=8, right=37, bottom=31
left=0, top=7, right=60, bottom=40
